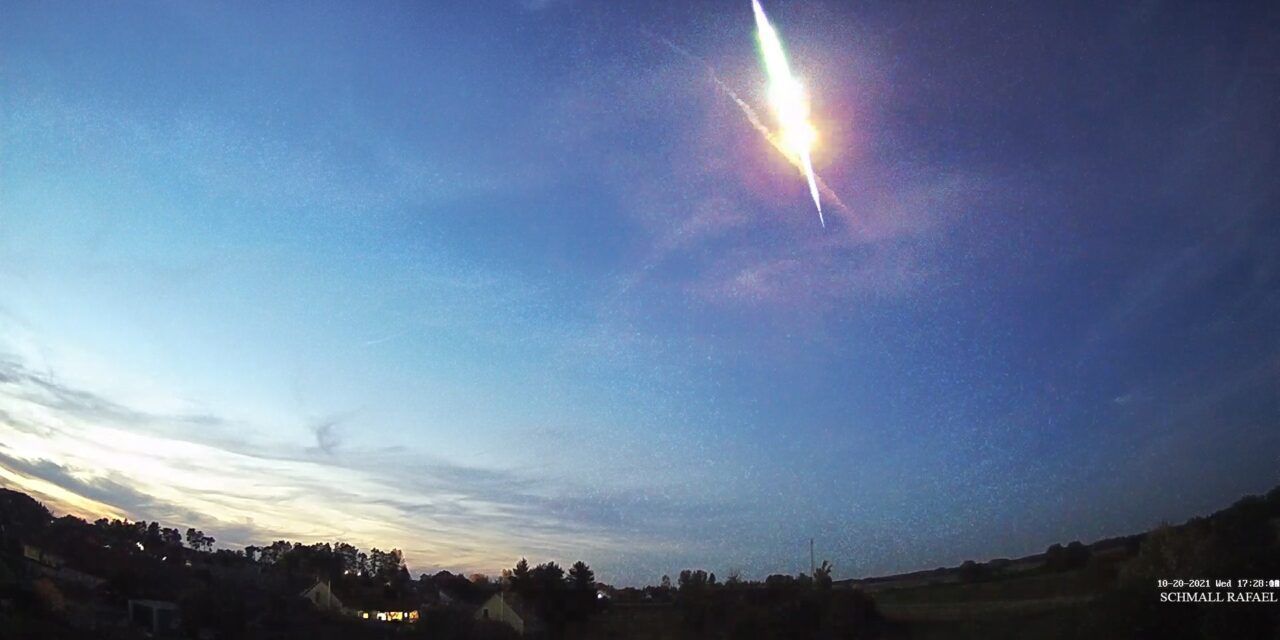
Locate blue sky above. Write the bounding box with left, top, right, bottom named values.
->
left=1, top=0, right=1277, bottom=584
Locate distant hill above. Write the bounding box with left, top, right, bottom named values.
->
left=836, top=533, right=1143, bottom=593
left=831, top=485, right=1280, bottom=639
left=836, top=486, right=1280, bottom=592
left=0, top=487, right=53, bottom=542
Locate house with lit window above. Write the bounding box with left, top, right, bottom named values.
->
left=355, top=607, right=420, bottom=623
left=299, top=579, right=420, bottom=623
left=347, top=591, right=421, bottom=623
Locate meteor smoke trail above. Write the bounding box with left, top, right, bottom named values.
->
left=643, top=31, right=776, bottom=147
left=642, top=29, right=847, bottom=221
left=752, top=0, right=824, bottom=226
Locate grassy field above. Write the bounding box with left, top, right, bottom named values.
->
left=883, top=605, right=1093, bottom=640
left=873, top=564, right=1117, bottom=607
left=566, top=603, right=688, bottom=640
left=566, top=563, right=1124, bottom=639
left=871, top=564, right=1121, bottom=639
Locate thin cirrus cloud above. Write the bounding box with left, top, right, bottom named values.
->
left=537, top=43, right=1008, bottom=321
left=0, top=350, right=699, bottom=575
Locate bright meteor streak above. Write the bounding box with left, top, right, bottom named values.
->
left=752, top=0, right=824, bottom=226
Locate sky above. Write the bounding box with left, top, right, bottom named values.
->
left=0, top=0, right=1277, bottom=586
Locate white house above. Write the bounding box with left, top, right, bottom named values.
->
left=475, top=591, right=539, bottom=635
left=299, top=580, right=345, bottom=614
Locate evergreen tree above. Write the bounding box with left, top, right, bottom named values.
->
left=568, top=561, right=595, bottom=591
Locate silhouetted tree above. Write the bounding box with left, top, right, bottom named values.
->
left=366, top=547, right=405, bottom=582
left=565, top=561, right=599, bottom=623
left=814, top=560, right=833, bottom=589
left=160, top=527, right=183, bottom=548
left=531, top=561, right=565, bottom=591
left=334, top=541, right=359, bottom=574
left=255, top=541, right=285, bottom=566
left=958, top=560, right=989, bottom=582
left=0, top=489, right=52, bottom=546
left=1045, top=541, right=1091, bottom=572
left=568, top=561, right=595, bottom=591
left=678, top=569, right=711, bottom=592
left=511, top=557, right=531, bottom=592
left=185, top=527, right=214, bottom=552
left=145, top=521, right=163, bottom=549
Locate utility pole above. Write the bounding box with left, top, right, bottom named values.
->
left=810, top=538, right=815, bottom=576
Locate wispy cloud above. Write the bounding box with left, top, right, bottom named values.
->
left=540, top=44, right=1009, bottom=326
left=0, top=350, right=709, bottom=577
left=307, top=413, right=351, bottom=456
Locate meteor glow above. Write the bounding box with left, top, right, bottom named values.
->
left=752, top=0, right=824, bottom=226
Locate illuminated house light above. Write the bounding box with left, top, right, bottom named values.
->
left=362, top=610, right=418, bottom=623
